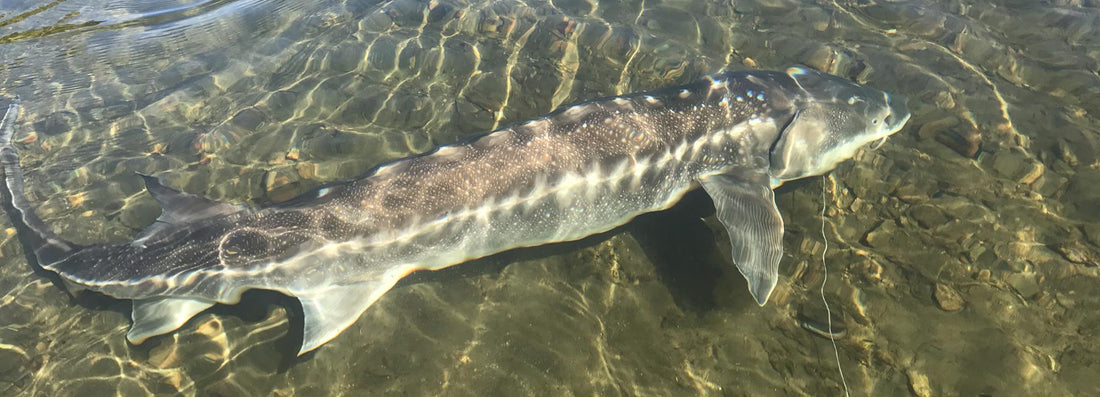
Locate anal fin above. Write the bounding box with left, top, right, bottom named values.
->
left=295, top=274, right=409, bottom=356
left=128, top=297, right=215, bottom=344
left=699, top=172, right=784, bottom=306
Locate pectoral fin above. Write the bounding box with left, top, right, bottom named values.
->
left=699, top=173, right=784, bottom=306
left=128, top=297, right=215, bottom=344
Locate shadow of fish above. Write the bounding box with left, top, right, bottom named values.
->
left=0, top=67, right=909, bottom=355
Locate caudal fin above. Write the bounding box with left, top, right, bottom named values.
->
left=0, top=97, right=80, bottom=266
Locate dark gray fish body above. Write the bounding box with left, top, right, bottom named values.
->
left=0, top=67, right=910, bottom=354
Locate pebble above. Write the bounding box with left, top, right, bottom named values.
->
left=1005, top=273, right=1041, bottom=298
left=933, top=283, right=964, bottom=311
left=1055, top=241, right=1096, bottom=265
left=263, top=166, right=306, bottom=203
left=916, top=115, right=959, bottom=140
left=1055, top=139, right=1078, bottom=167
left=906, top=369, right=932, bottom=397
left=909, top=204, right=948, bottom=229
left=988, top=150, right=1044, bottom=185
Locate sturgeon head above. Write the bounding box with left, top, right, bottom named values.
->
left=769, top=66, right=911, bottom=185
left=698, top=67, right=910, bottom=306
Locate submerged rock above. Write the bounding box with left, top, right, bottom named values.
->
left=1055, top=241, right=1097, bottom=266
left=933, top=283, right=965, bottom=312
left=1005, top=273, right=1041, bottom=299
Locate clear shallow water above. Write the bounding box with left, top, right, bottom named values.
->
left=0, top=0, right=1098, bottom=395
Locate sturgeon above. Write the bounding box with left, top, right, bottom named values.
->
left=0, top=67, right=910, bottom=355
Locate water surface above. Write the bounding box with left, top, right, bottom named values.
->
left=1, top=0, right=1098, bottom=395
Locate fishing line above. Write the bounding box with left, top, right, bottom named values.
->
left=821, top=174, right=850, bottom=397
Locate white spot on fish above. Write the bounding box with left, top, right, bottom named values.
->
left=679, top=89, right=691, bottom=98
left=482, top=129, right=512, bottom=146
left=435, top=145, right=463, bottom=157
left=563, top=105, right=586, bottom=118
left=708, top=76, right=725, bottom=90
left=525, top=118, right=549, bottom=129
left=374, top=161, right=406, bottom=177
left=673, top=142, right=688, bottom=160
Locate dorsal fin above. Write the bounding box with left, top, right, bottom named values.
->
left=133, top=174, right=251, bottom=246
left=139, top=174, right=245, bottom=223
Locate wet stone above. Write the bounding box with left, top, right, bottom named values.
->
left=988, top=149, right=1043, bottom=184
left=438, top=42, right=477, bottom=77
left=1055, top=241, right=1097, bottom=265
left=1064, top=169, right=1100, bottom=222
left=909, top=204, right=948, bottom=229
left=894, top=181, right=933, bottom=203
left=1084, top=223, right=1100, bottom=247
left=452, top=98, right=495, bottom=134
left=463, top=72, right=508, bottom=110
left=550, top=0, right=595, bottom=14
left=936, top=196, right=992, bottom=224
left=87, top=104, right=133, bottom=122
left=907, top=369, right=932, bottom=397
left=365, top=37, right=398, bottom=72
left=34, top=111, right=78, bottom=136
left=264, top=90, right=300, bottom=122
left=934, top=127, right=983, bottom=158
left=0, top=303, right=33, bottom=326
left=65, top=379, right=119, bottom=396
left=1056, top=139, right=1079, bottom=167
left=327, top=42, right=365, bottom=73
left=933, top=283, right=964, bottom=311
left=204, top=379, right=250, bottom=396
left=933, top=91, right=956, bottom=109
left=995, top=241, right=1038, bottom=267
left=864, top=220, right=902, bottom=249
left=915, top=114, right=956, bottom=140
left=1005, top=273, right=1041, bottom=298
left=120, top=197, right=161, bottom=231
left=845, top=164, right=890, bottom=198
left=264, top=166, right=308, bottom=203
left=334, top=94, right=385, bottom=126
left=1033, top=171, right=1069, bottom=197
left=640, top=7, right=698, bottom=42
left=373, top=92, right=434, bottom=130
left=966, top=242, right=992, bottom=265
left=0, top=346, right=31, bottom=386
left=937, top=220, right=981, bottom=245
left=230, top=108, right=266, bottom=130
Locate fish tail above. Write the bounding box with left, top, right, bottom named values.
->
left=0, top=97, right=80, bottom=265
